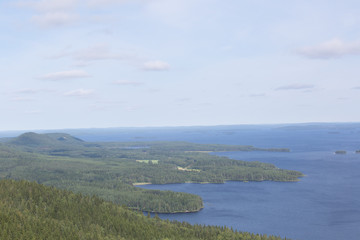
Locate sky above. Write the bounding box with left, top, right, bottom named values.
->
left=1, top=0, right=360, bottom=131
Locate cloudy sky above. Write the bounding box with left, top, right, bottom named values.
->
left=1, top=0, right=360, bottom=130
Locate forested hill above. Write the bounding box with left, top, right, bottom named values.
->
left=8, top=132, right=84, bottom=148
left=4, top=132, right=290, bottom=153
left=0, top=179, right=291, bottom=240
left=0, top=132, right=303, bottom=213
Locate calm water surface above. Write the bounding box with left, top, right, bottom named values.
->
left=141, top=151, right=360, bottom=240
left=4, top=124, right=359, bottom=240
left=129, top=125, right=360, bottom=240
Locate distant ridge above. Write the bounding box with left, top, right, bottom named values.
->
left=9, top=132, right=84, bottom=147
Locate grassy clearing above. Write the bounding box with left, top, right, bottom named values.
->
left=136, top=160, right=159, bottom=164
left=132, top=182, right=152, bottom=186
left=177, top=166, right=201, bottom=172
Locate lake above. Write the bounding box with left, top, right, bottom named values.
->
left=3, top=123, right=360, bottom=240
left=140, top=150, right=360, bottom=240
left=77, top=123, right=358, bottom=240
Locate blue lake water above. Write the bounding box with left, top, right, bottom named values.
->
left=2, top=123, right=360, bottom=240
left=83, top=124, right=358, bottom=240
left=141, top=151, right=360, bottom=240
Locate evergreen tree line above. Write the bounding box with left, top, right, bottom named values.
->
left=0, top=134, right=303, bottom=213
left=0, top=179, right=290, bottom=240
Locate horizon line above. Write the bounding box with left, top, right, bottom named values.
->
left=1, top=121, right=360, bottom=133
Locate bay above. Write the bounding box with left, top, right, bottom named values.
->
left=140, top=151, right=360, bottom=240
left=3, top=123, right=360, bottom=240
left=124, top=124, right=360, bottom=240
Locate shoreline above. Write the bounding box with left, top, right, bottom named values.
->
left=132, top=178, right=302, bottom=186
left=132, top=182, right=152, bottom=186
left=136, top=206, right=204, bottom=214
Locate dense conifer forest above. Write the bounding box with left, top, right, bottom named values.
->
left=0, top=179, right=291, bottom=240
left=0, top=132, right=303, bottom=213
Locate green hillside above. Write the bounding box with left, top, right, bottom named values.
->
left=0, top=179, right=289, bottom=240
left=10, top=132, right=84, bottom=148
left=0, top=133, right=303, bottom=213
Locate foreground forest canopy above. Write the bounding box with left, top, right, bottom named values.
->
left=0, top=132, right=303, bottom=213
left=0, top=179, right=291, bottom=240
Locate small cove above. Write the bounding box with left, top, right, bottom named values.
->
left=34, top=123, right=360, bottom=240
left=133, top=125, right=360, bottom=240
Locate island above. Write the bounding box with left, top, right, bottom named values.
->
left=335, top=150, right=347, bottom=154
left=0, top=132, right=303, bottom=213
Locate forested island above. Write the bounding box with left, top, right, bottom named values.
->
left=0, top=179, right=291, bottom=240
left=0, top=132, right=303, bottom=213
left=335, top=150, right=347, bottom=154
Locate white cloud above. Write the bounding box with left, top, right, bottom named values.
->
left=72, top=62, right=91, bottom=67
left=143, top=61, right=170, bottom=71
left=16, top=0, right=132, bottom=28
left=17, top=0, right=80, bottom=28
left=87, top=28, right=114, bottom=36
left=25, top=110, right=42, bottom=114
left=17, top=0, right=78, bottom=12
left=73, top=45, right=126, bottom=62
left=50, top=44, right=138, bottom=65
left=176, top=98, right=191, bottom=102
left=86, top=0, right=128, bottom=7
left=39, top=70, right=91, bottom=80
left=14, top=88, right=49, bottom=94
left=14, top=89, right=39, bottom=94
left=298, top=39, right=360, bottom=59
left=113, top=80, right=143, bottom=86
left=276, top=84, right=315, bottom=91
left=144, top=0, right=202, bottom=28
left=32, top=12, right=78, bottom=27
left=125, top=105, right=143, bottom=112
left=249, top=93, right=266, bottom=97
left=64, top=88, right=94, bottom=97
left=10, top=97, right=35, bottom=102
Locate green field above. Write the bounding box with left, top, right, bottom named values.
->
left=136, top=160, right=159, bottom=164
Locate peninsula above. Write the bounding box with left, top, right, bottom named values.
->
left=0, top=132, right=303, bottom=213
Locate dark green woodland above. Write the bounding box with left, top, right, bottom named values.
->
left=0, top=132, right=303, bottom=213
left=0, top=179, right=291, bottom=240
